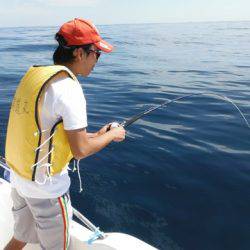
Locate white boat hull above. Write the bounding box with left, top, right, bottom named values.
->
left=0, top=178, right=157, bottom=250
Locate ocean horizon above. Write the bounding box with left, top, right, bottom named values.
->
left=0, top=19, right=250, bottom=29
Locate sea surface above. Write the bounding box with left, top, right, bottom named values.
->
left=0, top=21, right=250, bottom=250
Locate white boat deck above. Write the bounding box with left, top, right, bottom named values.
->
left=0, top=177, right=157, bottom=250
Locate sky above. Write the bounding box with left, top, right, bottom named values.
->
left=0, top=0, right=249, bottom=27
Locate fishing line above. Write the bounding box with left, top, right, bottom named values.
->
left=108, top=92, right=250, bottom=130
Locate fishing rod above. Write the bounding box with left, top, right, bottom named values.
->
left=107, top=92, right=250, bottom=130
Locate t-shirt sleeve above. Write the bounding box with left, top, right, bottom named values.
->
left=53, top=78, right=88, bottom=130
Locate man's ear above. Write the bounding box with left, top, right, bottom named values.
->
left=79, top=48, right=86, bottom=60
left=73, top=48, right=84, bottom=61
left=73, top=48, right=78, bottom=57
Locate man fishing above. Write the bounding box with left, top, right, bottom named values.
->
left=4, top=18, right=126, bottom=250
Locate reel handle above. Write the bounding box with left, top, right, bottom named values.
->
left=106, top=122, right=120, bottom=132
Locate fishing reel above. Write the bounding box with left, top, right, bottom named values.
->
left=106, top=121, right=121, bottom=132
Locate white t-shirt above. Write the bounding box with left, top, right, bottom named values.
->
left=10, top=76, right=87, bottom=199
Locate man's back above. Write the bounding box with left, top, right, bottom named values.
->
left=10, top=75, right=87, bottom=199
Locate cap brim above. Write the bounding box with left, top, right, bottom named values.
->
left=94, top=39, right=113, bottom=53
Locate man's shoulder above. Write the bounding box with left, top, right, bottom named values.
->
left=53, top=76, right=77, bottom=87
left=48, top=78, right=85, bottom=109
left=49, top=76, right=81, bottom=96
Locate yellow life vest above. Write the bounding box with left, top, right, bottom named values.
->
left=5, top=65, right=79, bottom=181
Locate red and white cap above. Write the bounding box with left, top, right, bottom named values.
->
left=58, top=18, right=113, bottom=53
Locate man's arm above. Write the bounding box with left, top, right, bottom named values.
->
left=86, top=124, right=110, bottom=138
left=65, top=126, right=125, bottom=160
left=86, top=132, right=98, bottom=138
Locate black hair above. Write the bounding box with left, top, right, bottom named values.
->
left=53, top=33, right=92, bottom=65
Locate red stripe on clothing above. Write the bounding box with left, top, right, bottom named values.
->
left=58, top=197, right=67, bottom=250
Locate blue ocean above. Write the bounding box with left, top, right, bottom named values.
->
left=0, top=21, right=250, bottom=250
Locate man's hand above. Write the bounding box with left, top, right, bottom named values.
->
left=97, top=124, right=110, bottom=136
left=87, top=124, right=110, bottom=138
left=110, top=126, right=126, bottom=142
left=86, top=123, right=125, bottom=142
